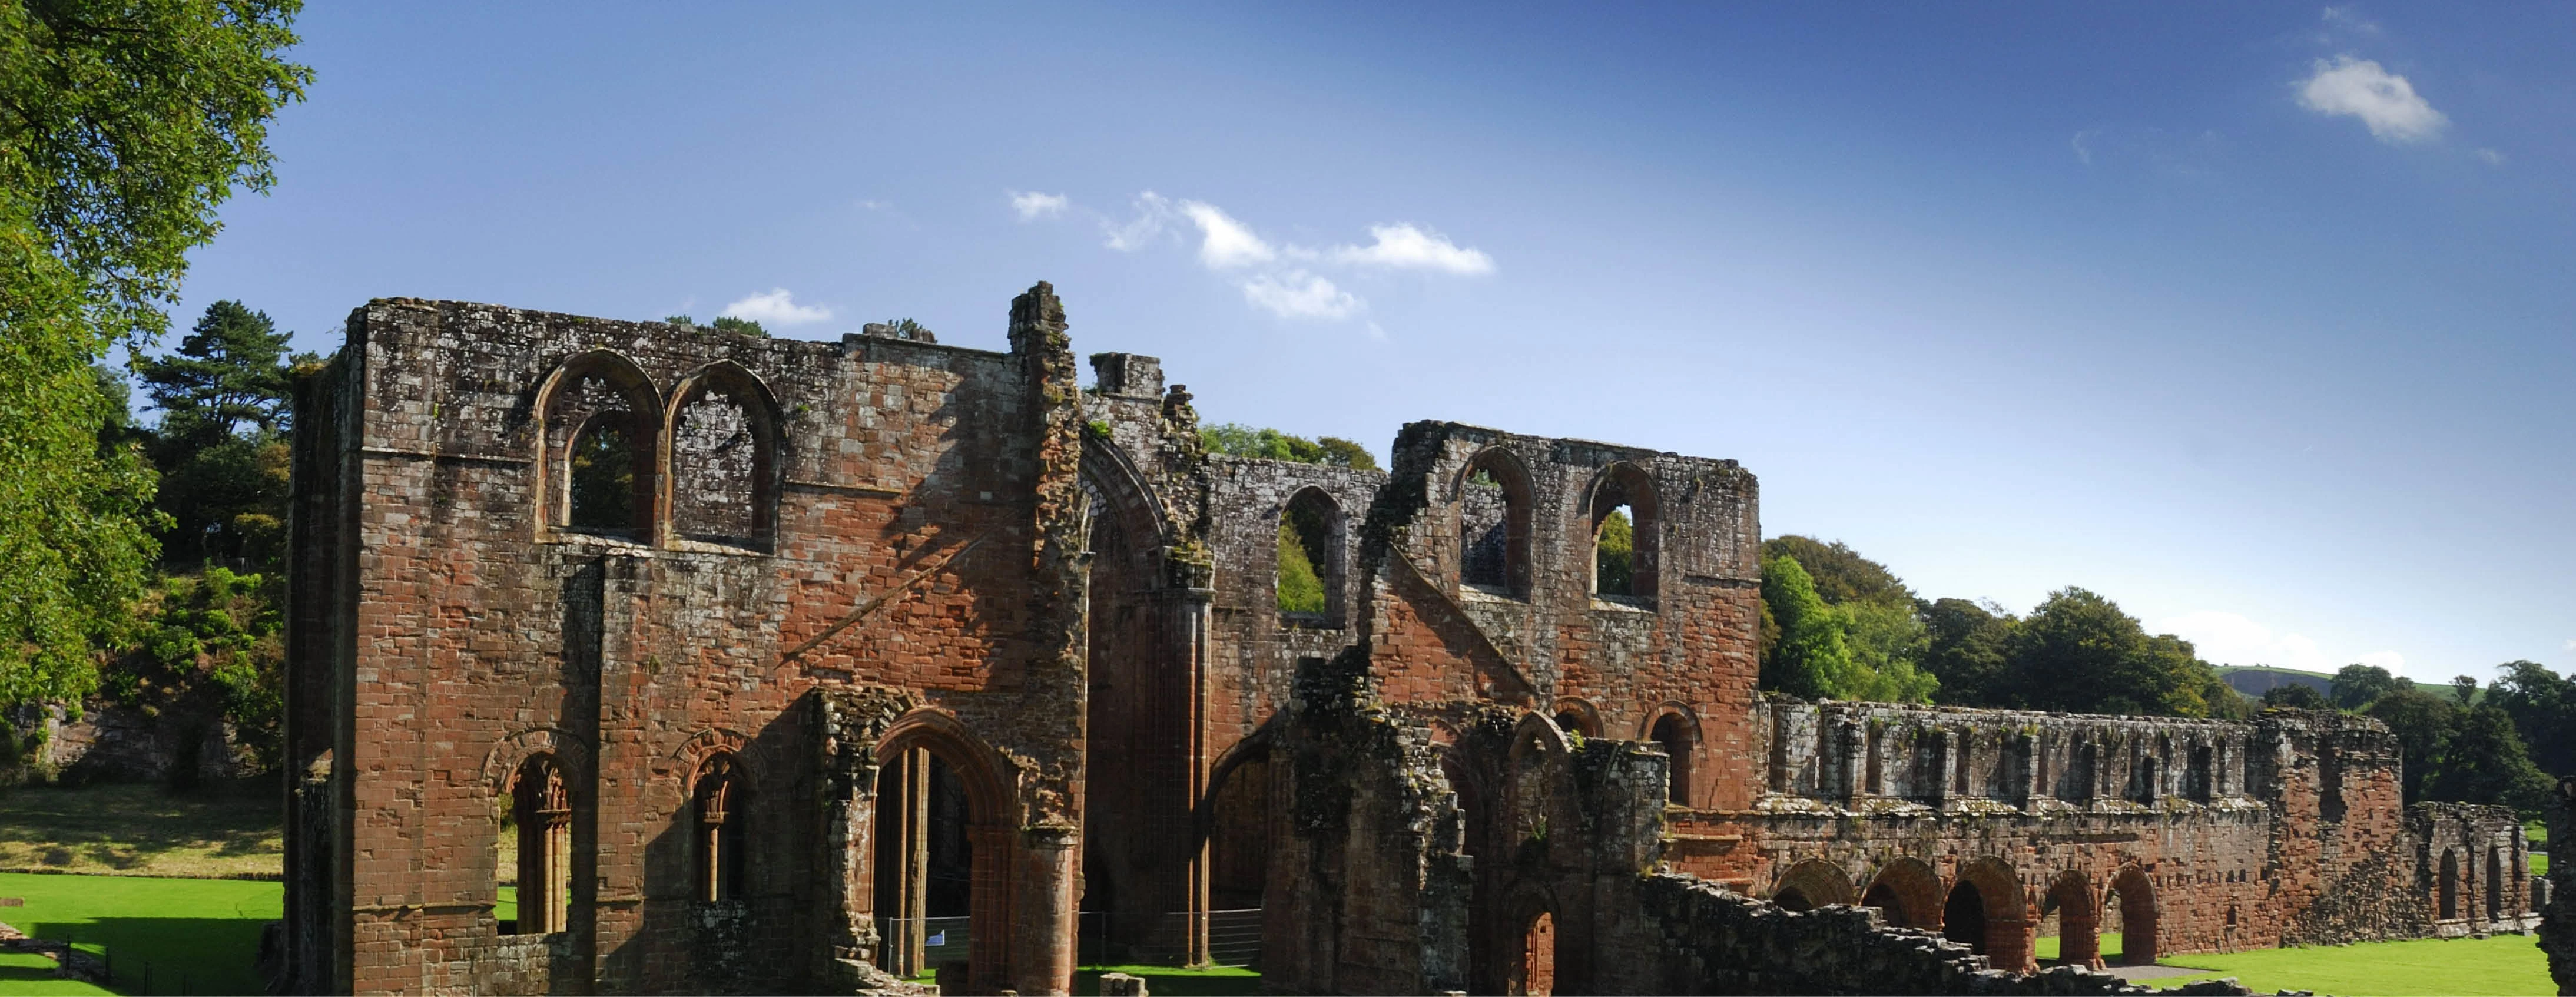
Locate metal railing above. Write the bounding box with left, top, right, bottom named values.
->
left=1076, top=908, right=1262, bottom=968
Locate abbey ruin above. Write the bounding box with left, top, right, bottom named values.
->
left=279, top=284, right=2534, bottom=995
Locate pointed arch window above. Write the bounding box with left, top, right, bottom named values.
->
left=666, top=365, right=781, bottom=548
left=540, top=352, right=660, bottom=538
left=1277, top=487, right=1344, bottom=626
left=508, top=754, right=572, bottom=935
left=1457, top=448, right=1533, bottom=599
left=1589, top=462, right=1660, bottom=604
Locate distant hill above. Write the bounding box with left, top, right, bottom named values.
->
left=2213, top=665, right=2472, bottom=704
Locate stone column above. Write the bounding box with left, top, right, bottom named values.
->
left=1016, top=825, right=1080, bottom=996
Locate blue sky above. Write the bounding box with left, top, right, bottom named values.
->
left=173, top=3, right=2574, bottom=682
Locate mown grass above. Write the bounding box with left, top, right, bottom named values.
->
left=1075, top=963, right=1261, bottom=996
left=0, top=872, right=281, bottom=996
left=0, top=782, right=280, bottom=880
left=2151, top=933, right=2549, bottom=996
left=0, top=950, right=115, bottom=997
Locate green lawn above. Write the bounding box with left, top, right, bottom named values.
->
left=2035, top=932, right=2127, bottom=962
left=2148, top=934, right=2550, bottom=996
left=0, top=872, right=281, bottom=996
left=1074, top=964, right=1261, bottom=996
left=0, top=783, right=281, bottom=880
left=0, top=951, right=115, bottom=997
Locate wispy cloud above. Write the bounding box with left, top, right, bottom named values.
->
left=2159, top=610, right=2406, bottom=676
left=1021, top=190, right=1493, bottom=324
left=1329, top=224, right=1496, bottom=276
left=720, top=288, right=832, bottom=326
left=2475, top=148, right=2507, bottom=166
left=1009, top=190, right=1069, bottom=221
left=2298, top=55, right=2446, bottom=144
left=1241, top=270, right=1361, bottom=320
left=2071, top=130, right=2098, bottom=165
left=2319, top=6, right=2381, bottom=37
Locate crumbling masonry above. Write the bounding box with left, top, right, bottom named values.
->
left=283, top=286, right=2532, bottom=995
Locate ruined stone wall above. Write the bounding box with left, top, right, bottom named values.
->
left=287, top=292, right=1089, bottom=996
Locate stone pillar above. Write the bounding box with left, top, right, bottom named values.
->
left=1016, top=825, right=1079, bottom=997
left=2062, top=903, right=2103, bottom=970
left=1176, top=587, right=1214, bottom=967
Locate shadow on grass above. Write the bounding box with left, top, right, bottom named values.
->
left=1073, top=966, right=1262, bottom=997
left=28, top=917, right=267, bottom=996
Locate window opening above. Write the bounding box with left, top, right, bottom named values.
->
left=1457, top=451, right=1531, bottom=598
left=1277, top=490, right=1338, bottom=621
left=506, top=755, right=571, bottom=935
left=671, top=390, right=762, bottom=544
left=568, top=417, right=638, bottom=531
left=2440, top=850, right=2460, bottom=920
left=1650, top=714, right=1692, bottom=806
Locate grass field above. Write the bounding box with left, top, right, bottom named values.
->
left=0, top=783, right=281, bottom=880
left=2151, top=933, right=2550, bottom=996
left=0, top=871, right=281, bottom=996
left=1074, top=963, right=1261, bottom=996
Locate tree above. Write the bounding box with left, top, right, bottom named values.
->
left=0, top=0, right=308, bottom=705
left=709, top=316, right=767, bottom=337
left=2488, top=660, right=2576, bottom=779
left=2426, top=701, right=2552, bottom=813
left=2003, top=588, right=2230, bottom=717
left=137, top=300, right=301, bottom=566
left=1594, top=509, right=1633, bottom=596
left=1759, top=536, right=1911, bottom=607
left=2367, top=687, right=2458, bottom=804
left=2263, top=684, right=2328, bottom=709
left=2329, top=664, right=2407, bottom=711
left=1199, top=423, right=1378, bottom=469
left=1759, top=554, right=1935, bottom=704
left=1919, top=597, right=2013, bottom=707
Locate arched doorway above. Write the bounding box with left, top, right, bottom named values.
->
left=2108, top=867, right=2158, bottom=966
left=1944, top=880, right=1987, bottom=952
left=2488, top=848, right=2505, bottom=922
left=1646, top=709, right=1698, bottom=806
left=1950, top=858, right=2033, bottom=972
left=1078, top=441, right=1201, bottom=963
left=1862, top=859, right=1942, bottom=930
left=2040, top=871, right=2099, bottom=969
left=872, top=718, right=1012, bottom=991
left=1193, top=737, right=1275, bottom=969
left=1504, top=900, right=1559, bottom=997
left=2440, top=849, right=2461, bottom=920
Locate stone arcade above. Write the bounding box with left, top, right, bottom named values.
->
left=280, top=285, right=2531, bottom=995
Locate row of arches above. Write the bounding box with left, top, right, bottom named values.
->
left=1767, top=857, right=2160, bottom=970
left=2436, top=845, right=2518, bottom=923
left=1451, top=449, right=1662, bottom=603
left=486, top=713, right=1021, bottom=989
left=1549, top=700, right=1699, bottom=806
left=536, top=350, right=783, bottom=548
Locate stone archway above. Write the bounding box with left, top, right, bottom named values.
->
left=1862, top=858, right=1943, bottom=930
left=2108, top=866, right=2159, bottom=966
left=1771, top=859, right=1856, bottom=912
left=1951, top=857, right=2033, bottom=972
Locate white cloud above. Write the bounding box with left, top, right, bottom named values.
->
left=1009, top=190, right=1069, bottom=221
left=2157, top=610, right=2406, bottom=676
left=2476, top=148, right=2507, bottom=165
left=2564, top=638, right=2576, bottom=652
left=1239, top=270, right=1361, bottom=320
left=1102, top=191, right=1174, bottom=251
left=720, top=288, right=832, bottom=326
left=2320, top=6, right=2381, bottom=35
left=1329, top=223, right=1496, bottom=276
left=1178, top=200, right=1277, bottom=269
left=2070, top=130, right=2097, bottom=165
left=2298, top=55, right=2446, bottom=144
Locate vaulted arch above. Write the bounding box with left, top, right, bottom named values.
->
left=1862, top=857, right=1942, bottom=930
left=1949, top=856, right=2033, bottom=972
left=1771, top=858, right=1857, bottom=912
left=871, top=710, right=1019, bottom=987
left=1642, top=704, right=1701, bottom=806
left=2108, top=865, right=2159, bottom=966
